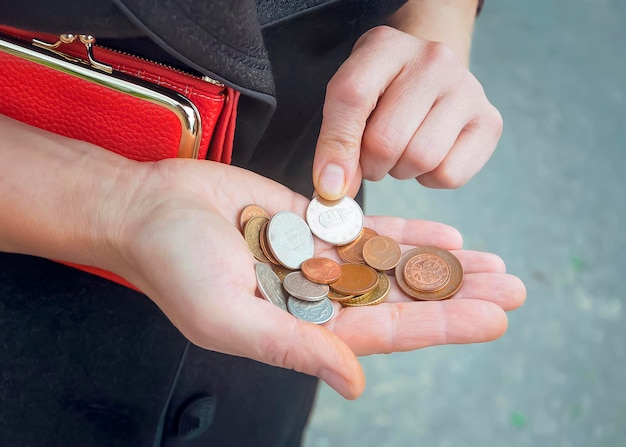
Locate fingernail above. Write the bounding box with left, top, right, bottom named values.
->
left=319, top=163, right=345, bottom=200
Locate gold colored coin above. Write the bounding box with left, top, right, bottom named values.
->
left=342, top=272, right=390, bottom=307
left=395, top=247, right=463, bottom=301
left=240, top=204, right=269, bottom=232
left=341, top=289, right=374, bottom=307
left=327, top=289, right=355, bottom=302
left=244, top=216, right=270, bottom=262
left=301, top=257, right=342, bottom=284
left=259, top=220, right=281, bottom=265
left=336, top=227, right=378, bottom=264
left=270, top=263, right=293, bottom=282
left=330, top=263, right=379, bottom=296
left=362, top=235, right=402, bottom=271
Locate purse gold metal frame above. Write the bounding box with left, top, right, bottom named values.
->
left=0, top=32, right=202, bottom=158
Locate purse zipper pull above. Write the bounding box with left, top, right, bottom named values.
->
left=33, top=33, right=113, bottom=74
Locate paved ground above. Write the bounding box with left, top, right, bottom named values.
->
left=304, top=1, right=626, bottom=446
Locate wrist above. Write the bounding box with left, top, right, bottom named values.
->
left=76, top=152, right=152, bottom=279
left=387, top=0, right=478, bottom=66
left=0, top=116, right=148, bottom=275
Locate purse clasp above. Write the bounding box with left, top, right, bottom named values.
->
left=33, top=33, right=112, bottom=74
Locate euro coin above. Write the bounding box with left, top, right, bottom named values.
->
left=330, top=263, right=379, bottom=296
left=395, top=247, right=463, bottom=300
left=270, top=263, right=293, bottom=282
left=336, top=227, right=378, bottom=264
left=259, top=220, right=281, bottom=265
left=326, top=289, right=355, bottom=302
left=240, top=204, right=269, bottom=232
left=404, top=252, right=450, bottom=292
left=301, top=257, right=342, bottom=284
left=343, top=272, right=390, bottom=307
left=244, top=216, right=270, bottom=262
left=362, top=235, right=402, bottom=271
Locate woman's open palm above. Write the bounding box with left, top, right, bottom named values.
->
left=119, top=159, right=525, bottom=399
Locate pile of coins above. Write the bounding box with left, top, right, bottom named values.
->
left=241, top=196, right=463, bottom=324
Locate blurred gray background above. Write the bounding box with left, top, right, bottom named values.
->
left=304, top=0, right=626, bottom=446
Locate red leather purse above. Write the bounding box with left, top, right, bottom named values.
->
left=0, top=26, right=240, bottom=290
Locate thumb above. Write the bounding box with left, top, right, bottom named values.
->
left=312, top=78, right=371, bottom=200
left=207, top=297, right=366, bottom=399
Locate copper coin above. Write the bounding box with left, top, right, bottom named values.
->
left=395, top=247, right=463, bottom=301
left=404, top=253, right=450, bottom=292
left=343, top=272, right=390, bottom=307
left=362, top=235, right=402, bottom=271
left=330, top=263, right=379, bottom=296
left=244, top=216, right=270, bottom=262
left=240, top=204, right=269, bottom=232
left=259, top=220, right=281, bottom=265
left=336, top=227, right=378, bottom=264
left=301, top=257, right=342, bottom=284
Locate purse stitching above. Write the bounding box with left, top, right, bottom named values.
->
left=112, top=65, right=223, bottom=102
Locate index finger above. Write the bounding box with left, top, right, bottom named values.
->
left=312, top=27, right=411, bottom=200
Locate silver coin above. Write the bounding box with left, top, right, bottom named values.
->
left=287, top=296, right=335, bottom=324
left=255, top=262, right=288, bottom=311
left=283, top=271, right=330, bottom=302
left=306, top=196, right=364, bottom=245
left=267, top=211, right=314, bottom=270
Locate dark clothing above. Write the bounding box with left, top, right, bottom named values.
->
left=0, top=255, right=318, bottom=447
left=0, top=1, right=405, bottom=446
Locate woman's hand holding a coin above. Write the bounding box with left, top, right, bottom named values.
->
left=0, top=115, right=524, bottom=401
left=107, top=158, right=525, bottom=401
left=312, top=24, right=503, bottom=200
